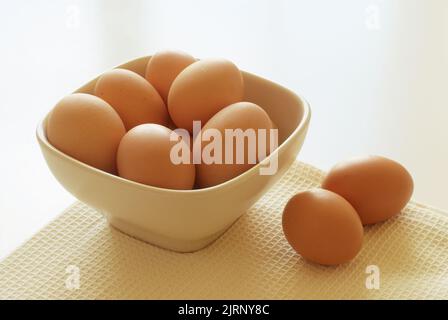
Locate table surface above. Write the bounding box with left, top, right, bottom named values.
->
left=1, top=0, right=447, bottom=260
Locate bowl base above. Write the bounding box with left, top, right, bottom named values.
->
left=106, top=216, right=231, bottom=253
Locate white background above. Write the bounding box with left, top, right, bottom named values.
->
left=0, top=0, right=447, bottom=259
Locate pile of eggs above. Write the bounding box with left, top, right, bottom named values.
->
left=47, top=51, right=275, bottom=190
left=282, top=155, right=414, bottom=266
left=46, top=50, right=415, bottom=267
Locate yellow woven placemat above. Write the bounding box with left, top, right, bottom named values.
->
left=1, top=161, right=447, bottom=299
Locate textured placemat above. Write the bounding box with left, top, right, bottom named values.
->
left=1, top=161, right=447, bottom=299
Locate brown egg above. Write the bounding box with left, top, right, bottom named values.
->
left=94, top=68, right=169, bottom=131
left=322, top=155, right=414, bottom=225
left=282, top=189, right=364, bottom=266
left=117, top=124, right=195, bottom=190
left=47, top=93, right=126, bottom=174
left=168, top=58, right=244, bottom=133
left=145, top=50, right=196, bottom=104
left=194, top=102, right=273, bottom=188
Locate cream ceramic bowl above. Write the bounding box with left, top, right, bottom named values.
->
left=37, top=56, right=311, bottom=252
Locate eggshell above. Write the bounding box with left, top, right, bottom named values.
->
left=321, top=155, right=414, bottom=225
left=145, top=50, right=196, bottom=103
left=95, top=68, right=169, bottom=131
left=194, top=102, right=273, bottom=188
left=47, top=93, right=126, bottom=174
left=117, top=124, right=195, bottom=190
left=282, top=189, right=364, bottom=266
left=168, top=58, right=244, bottom=132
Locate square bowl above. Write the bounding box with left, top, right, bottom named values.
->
left=36, top=56, right=311, bottom=252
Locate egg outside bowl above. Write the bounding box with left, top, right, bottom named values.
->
left=36, top=56, right=311, bottom=252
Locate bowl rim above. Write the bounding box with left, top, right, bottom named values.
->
left=36, top=69, right=311, bottom=195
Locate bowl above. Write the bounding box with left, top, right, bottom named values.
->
left=36, top=56, right=311, bottom=252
